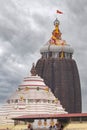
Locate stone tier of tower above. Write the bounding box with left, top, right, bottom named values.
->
left=35, top=18, right=82, bottom=113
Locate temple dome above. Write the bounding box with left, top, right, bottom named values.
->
left=10, top=75, right=56, bottom=100
left=0, top=66, right=67, bottom=125
left=20, top=75, right=46, bottom=87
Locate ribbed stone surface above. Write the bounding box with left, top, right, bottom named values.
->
left=35, top=58, right=82, bottom=113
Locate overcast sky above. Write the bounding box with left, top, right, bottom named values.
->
left=0, top=0, right=87, bottom=112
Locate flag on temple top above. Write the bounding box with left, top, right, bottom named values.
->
left=56, top=10, right=63, bottom=14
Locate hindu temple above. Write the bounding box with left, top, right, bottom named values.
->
left=35, top=18, right=82, bottom=113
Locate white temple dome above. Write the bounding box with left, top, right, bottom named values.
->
left=0, top=65, right=67, bottom=125
left=10, top=75, right=56, bottom=100
left=20, top=75, right=46, bottom=87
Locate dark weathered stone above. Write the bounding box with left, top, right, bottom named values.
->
left=35, top=58, right=82, bottom=113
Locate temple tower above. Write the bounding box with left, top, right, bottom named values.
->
left=35, top=18, right=82, bottom=113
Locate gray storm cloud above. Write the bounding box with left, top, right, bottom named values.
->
left=0, top=0, right=87, bottom=112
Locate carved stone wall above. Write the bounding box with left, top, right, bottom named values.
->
left=35, top=58, right=82, bottom=113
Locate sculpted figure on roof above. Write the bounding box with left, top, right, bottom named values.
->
left=50, top=18, right=62, bottom=44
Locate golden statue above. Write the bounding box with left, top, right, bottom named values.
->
left=50, top=18, right=62, bottom=44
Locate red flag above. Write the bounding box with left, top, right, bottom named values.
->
left=56, top=10, right=63, bottom=14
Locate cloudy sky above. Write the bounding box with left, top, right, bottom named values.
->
left=0, top=0, right=87, bottom=112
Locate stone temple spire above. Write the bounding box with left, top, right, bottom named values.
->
left=35, top=18, right=82, bottom=113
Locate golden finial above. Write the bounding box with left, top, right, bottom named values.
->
left=30, top=63, right=37, bottom=76
left=54, top=18, right=60, bottom=27
left=50, top=18, right=62, bottom=44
